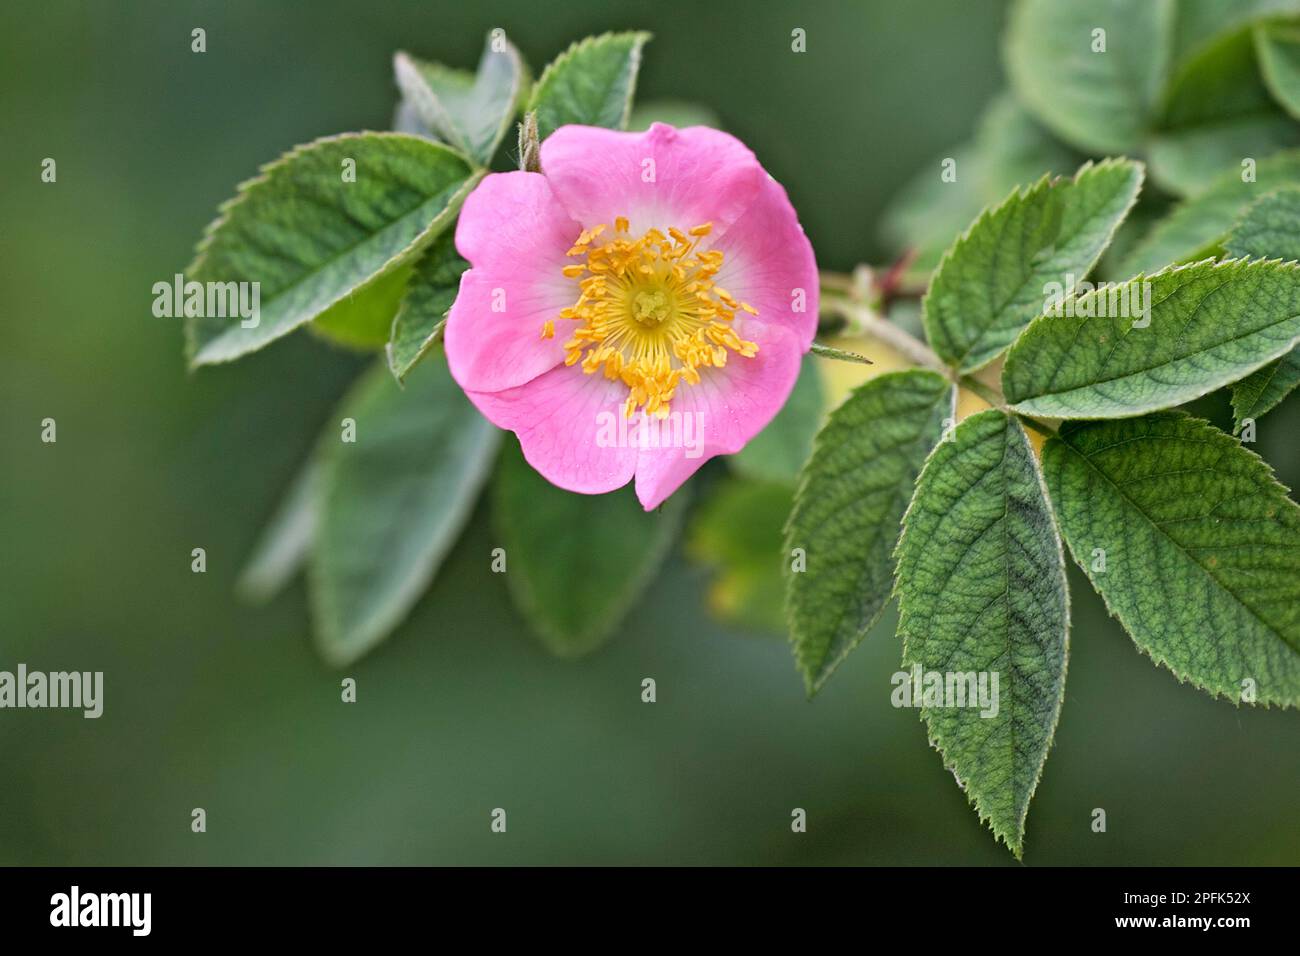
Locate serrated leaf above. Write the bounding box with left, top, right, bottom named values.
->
left=1225, top=185, right=1300, bottom=260
left=730, top=356, right=824, bottom=485
left=1003, top=258, right=1300, bottom=418
left=393, top=33, right=527, bottom=166
left=1005, top=0, right=1173, bottom=154
left=1043, top=413, right=1300, bottom=706
left=923, top=159, right=1143, bottom=374
left=527, top=32, right=650, bottom=140
left=235, top=456, right=321, bottom=605
left=309, top=356, right=499, bottom=666
left=1225, top=187, right=1300, bottom=426
left=1150, top=26, right=1300, bottom=196
left=784, top=370, right=953, bottom=695
left=386, top=230, right=467, bottom=383
left=686, top=478, right=791, bottom=635
left=491, top=440, right=684, bottom=658
left=1231, top=351, right=1300, bottom=428
left=185, top=133, right=479, bottom=367
left=310, top=260, right=413, bottom=350
left=895, top=410, right=1069, bottom=857
left=1119, top=148, right=1300, bottom=275
left=1256, top=17, right=1300, bottom=118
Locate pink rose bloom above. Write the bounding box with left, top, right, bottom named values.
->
left=444, top=122, right=818, bottom=509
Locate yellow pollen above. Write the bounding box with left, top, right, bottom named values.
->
left=551, top=216, right=759, bottom=417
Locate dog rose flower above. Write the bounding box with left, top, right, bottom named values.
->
left=445, top=122, right=818, bottom=509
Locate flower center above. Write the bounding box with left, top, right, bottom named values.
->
left=543, top=217, right=759, bottom=419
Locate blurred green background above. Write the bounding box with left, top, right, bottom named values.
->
left=2, top=0, right=1297, bottom=865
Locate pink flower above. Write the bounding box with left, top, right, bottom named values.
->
left=444, top=123, right=818, bottom=509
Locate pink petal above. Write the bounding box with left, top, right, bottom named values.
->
left=444, top=268, right=572, bottom=393
left=453, top=170, right=578, bottom=273
left=633, top=319, right=804, bottom=510
left=466, top=366, right=638, bottom=495
left=444, top=172, right=581, bottom=392
left=711, top=177, right=820, bottom=350
left=539, top=123, right=766, bottom=236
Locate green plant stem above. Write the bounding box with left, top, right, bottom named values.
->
left=821, top=282, right=1059, bottom=438
left=821, top=296, right=947, bottom=373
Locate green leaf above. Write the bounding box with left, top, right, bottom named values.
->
left=1005, top=0, right=1173, bottom=154
left=1003, top=258, right=1300, bottom=418
left=1225, top=184, right=1300, bottom=259
left=1043, top=413, right=1300, bottom=707
left=310, top=260, right=413, bottom=350
left=686, top=478, right=792, bottom=635
left=1119, top=148, right=1300, bottom=275
left=784, top=370, right=953, bottom=695
left=235, top=456, right=321, bottom=605
left=730, top=357, right=824, bottom=485
left=491, top=440, right=685, bottom=658
left=895, top=410, right=1069, bottom=857
left=386, top=230, right=467, bottom=383
left=1150, top=26, right=1300, bottom=196
left=1232, top=352, right=1300, bottom=428
left=527, top=32, right=650, bottom=140
left=627, top=98, right=720, bottom=131
left=185, top=133, right=479, bottom=367
left=392, top=33, right=528, bottom=166
left=1225, top=187, right=1300, bottom=426
left=1172, top=0, right=1300, bottom=65
left=923, top=158, right=1143, bottom=374
left=1256, top=17, right=1300, bottom=117
left=309, top=356, right=499, bottom=666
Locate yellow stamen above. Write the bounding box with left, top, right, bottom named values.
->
left=548, top=217, right=759, bottom=417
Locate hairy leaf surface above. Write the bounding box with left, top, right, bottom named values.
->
left=785, top=370, right=953, bottom=694
left=1043, top=413, right=1300, bottom=706
left=527, top=32, right=650, bottom=140
left=924, top=159, right=1142, bottom=373
left=186, top=133, right=477, bottom=367
left=1003, top=258, right=1300, bottom=418
left=895, top=410, right=1069, bottom=856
